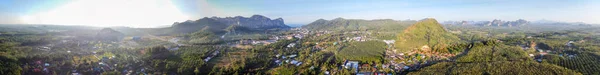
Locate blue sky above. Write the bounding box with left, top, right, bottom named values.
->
left=0, top=0, right=599, bottom=27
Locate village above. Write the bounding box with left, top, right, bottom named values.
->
left=19, top=26, right=593, bottom=75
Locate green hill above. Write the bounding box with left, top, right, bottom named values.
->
left=95, top=28, right=125, bottom=42
left=395, top=18, right=461, bottom=53
left=409, top=41, right=581, bottom=75
left=302, top=18, right=415, bottom=32
left=171, top=18, right=229, bottom=35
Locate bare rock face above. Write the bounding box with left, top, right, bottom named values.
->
left=168, top=15, right=289, bottom=34
left=210, top=15, right=290, bottom=29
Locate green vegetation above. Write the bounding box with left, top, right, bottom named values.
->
left=302, top=18, right=415, bottom=32
left=409, top=61, right=580, bottom=75
left=544, top=52, right=600, bottom=75
left=0, top=42, right=22, bottom=75
left=455, top=41, right=529, bottom=62
left=395, top=18, right=461, bottom=53
left=2, top=17, right=600, bottom=75
left=411, top=41, right=580, bottom=75
left=336, top=41, right=386, bottom=63
left=185, top=30, right=223, bottom=44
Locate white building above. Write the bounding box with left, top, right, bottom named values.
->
left=287, top=43, right=296, bottom=48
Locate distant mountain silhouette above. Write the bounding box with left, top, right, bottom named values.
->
left=164, top=15, right=289, bottom=35
left=96, top=28, right=125, bottom=42
left=302, top=18, right=416, bottom=32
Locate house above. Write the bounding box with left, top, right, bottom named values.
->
left=38, top=46, right=51, bottom=51
left=295, top=62, right=302, bottom=66
left=403, top=66, right=410, bottom=69
left=288, top=54, right=297, bottom=58
left=286, top=60, right=303, bottom=66
left=565, top=41, right=575, bottom=47
left=383, top=40, right=395, bottom=45
left=252, top=40, right=277, bottom=45
left=294, top=34, right=303, bottom=39
left=204, top=51, right=220, bottom=62
left=271, top=36, right=280, bottom=40
left=382, top=64, right=390, bottom=69
left=239, top=40, right=253, bottom=45
left=287, top=43, right=296, bottom=48
left=286, top=36, right=294, bottom=39
left=540, top=52, right=548, bottom=56
left=344, top=60, right=360, bottom=72
left=275, top=60, right=282, bottom=65
left=204, top=57, right=212, bottom=62
left=529, top=54, right=534, bottom=57
left=568, top=55, right=575, bottom=58
left=291, top=60, right=300, bottom=64
left=212, top=51, right=220, bottom=56
left=353, top=37, right=365, bottom=41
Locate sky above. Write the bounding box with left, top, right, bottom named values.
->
left=0, top=0, right=599, bottom=28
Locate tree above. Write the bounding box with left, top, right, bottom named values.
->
left=194, top=67, right=200, bottom=75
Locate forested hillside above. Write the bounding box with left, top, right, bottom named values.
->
left=395, top=18, right=462, bottom=53
left=302, top=18, right=415, bottom=32
left=409, top=40, right=581, bottom=75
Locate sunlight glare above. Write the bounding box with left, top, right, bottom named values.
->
left=20, top=0, right=189, bottom=28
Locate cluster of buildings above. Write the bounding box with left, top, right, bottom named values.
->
left=349, top=36, right=367, bottom=42
left=340, top=60, right=398, bottom=75
left=23, top=60, right=53, bottom=74
left=204, top=50, right=220, bottom=62
left=529, top=40, right=581, bottom=62
left=237, top=39, right=278, bottom=45
left=273, top=54, right=302, bottom=66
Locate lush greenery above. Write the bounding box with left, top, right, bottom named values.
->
left=395, top=18, right=461, bottom=53
left=410, top=41, right=580, bottom=75
left=409, top=61, right=580, bottom=75
left=336, top=41, right=386, bottom=63
left=302, top=18, right=415, bottom=32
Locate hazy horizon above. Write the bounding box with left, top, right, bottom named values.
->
left=1, top=0, right=599, bottom=27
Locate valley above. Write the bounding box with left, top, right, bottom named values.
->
left=1, top=15, right=600, bottom=75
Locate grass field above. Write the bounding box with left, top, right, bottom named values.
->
left=336, top=41, right=386, bottom=63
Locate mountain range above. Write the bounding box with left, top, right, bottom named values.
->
left=443, top=19, right=529, bottom=27
left=169, top=15, right=289, bottom=34
left=302, top=18, right=416, bottom=32
left=443, top=19, right=597, bottom=27
left=209, top=15, right=289, bottom=29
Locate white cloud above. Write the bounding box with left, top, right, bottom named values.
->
left=20, top=0, right=189, bottom=28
